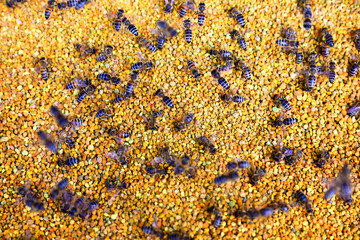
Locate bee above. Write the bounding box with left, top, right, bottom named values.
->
left=97, top=72, right=111, bottom=81
left=63, top=157, right=79, bottom=166
left=273, top=94, right=291, bottom=111
left=35, top=57, right=51, bottom=81
left=142, top=215, right=165, bottom=239
left=75, top=43, right=96, bottom=58
left=226, top=160, right=250, bottom=170
left=60, top=190, right=73, bottom=213
left=65, top=138, right=75, bottom=148
left=284, top=149, right=303, bottom=165
left=174, top=113, right=194, bottom=132
left=153, top=89, right=174, bottom=108
left=77, top=90, right=87, bottom=103
left=272, top=135, right=293, bottom=162
left=75, top=0, right=88, bottom=10
left=67, top=0, right=78, bottom=8
left=320, top=28, right=334, bottom=47
left=96, top=45, right=114, bottom=62
left=183, top=19, right=192, bottom=43
left=327, top=61, right=336, bottom=83
left=105, top=146, right=131, bottom=165
left=324, top=163, right=353, bottom=203
left=179, top=0, right=195, bottom=17
left=352, top=29, right=360, bottom=51
left=230, top=29, right=248, bottom=50
left=234, top=60, right=251, bottom=80
left=66, top=78, right=89, bottom=89
left=150, top=21, right=178, bottom=50
left=349, top=55, right=359, bottom=77
left=216, top=57, right=234, bottom=72
left=164, top=0, right=175, bottom=13
left=113, top=9, right=124, bottom=31
left=174, top=154, right=189, bottom=175
left=18, top=181, right=45, bottom=212
left=50, top=105, right=68, bottom=128
left=295, top=190, right=313, bottom=213
left=209, top=49, right=232, bottom=58
left=113, top=92, right=126, bottom=104
left=207, top=206, right=222, bottom=228
left=303, top=1, right=312, bottom=30
left=159, top=145, right=177, bottom=167
left=229, top=7, right=245, bottom=27
left=197, top=136, right=216, bottom=154
left=69, top=118, right=84, bottom=127
left=248, top=166, right=266, bottom=185
left=144, top=111, right=163, bottom=131
left=37, top=130, right=57, bottom=153
left=274, top=112, right=298, bottom=126
left=270, top=201, right=290, bottom=213
left=131, top=52, right=154, bottom=71
left=49, top=178, right=69, bottom=200
left=95, top=108, right=113, bottom=118
left=214, top=171, right=240, bottom=184
left=187, top=60, right=201, bottom=78
left=296, top=50, right=304, bottom=64
left=220, top=93, right=245, bottom=105
left=138, top=36, right=157, bottom=52
left=347, top=101, right=360, bottom=117
left=45, top=0, right=56, bottom=19
left=6, top=0, right=26, bottom=8
left=314, top=149, right=330, bottom=168
left=259, top=207, right=274, bottom=217
left=198, top=3, right=206, bottom=26
left=320, top=43, right=330, bottom=57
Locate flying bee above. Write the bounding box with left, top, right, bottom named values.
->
left=207, top=206, right=222, bottom=228
left=174, top=113, right=194, bottom=132
left=198, top=2, right=206, bottom=26
left=314, top=149, right=330, bottom=168
left=106, top=178, right=128, bottom=191
left=142, top=215, right=165, bottom=239
left=50, top=105, right=68, bottom=128
left=96, top=45, right=114, bottom=62
left=138, top=36, right=157, bottom=52
left=35, top=57, right=51, bottom=81
left=164, top=0, right=175, bottom=13
left=197, top=136, right=216, bottom=154
left=352, top=29, right=360, bottom=51
left=49, top=178, right=69, bottom=201
left=66, top=78, right=89, bottom=89
left=44, top=0, right=56, bottom=19
left=273, top=94, right=291, bottom=111
left=149, top=20, right=178, bottom=50
left=60, top=190, right=73, bottom=213
left=272, top=135, right=293, bottom=162
left=18, top=183, right=45, bottom=212
left=174, top=154, right=190, bottom=175
left=187, top=60, right=201, bottom=79
left=349, top=55, right=359, bottom=77
left=270, top=201, right=290, bottom=213
left=320, top=28, right=334, bottom=47
left=229, top=7, right=245, bottom=27
left=37, top=130, right=57, bottom=153
left=105, top=145, right=131, bottom=165
left=234, top=60, right=251, bottom=80
left=75, top=43, right=96, bottom=58
left=347, top=101, right=360, bottom=118
left=324, top=163, right=353, bottom=203
left=248, top=166, right=266, bottom=185
left=153, top=89, right=174, bottom=108
left=284, top=149, right=303, bottom=165
left=295, top=190, right=313, bottom=213
left=183, top=19, right=192, bottom=43
left=226, top=160, right=250, bottom=170
left=230, top=29, right=250, bottom=50
left=179, top=0, right=196, bottom=17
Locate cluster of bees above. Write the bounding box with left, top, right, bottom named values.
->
left=8, top=0, right=356, bottom=237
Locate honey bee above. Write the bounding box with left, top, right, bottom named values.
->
left=75, top=43, right=96, bottom=58
left=105, top=145, right=132, bottom=165
left=273, top=94, right=291, bottom=111
left=229, top=7, right=245, bottom=27
left=197, top=136, right=216, bottom=154
left=209, top=49, right=231, bottom=59
left=187, top=60, right=201, bottom=79
left=214, top=171, right=239, bottom=184
left=179, top=0, right=196, bottom=17
left=230, top=29, right=249, bottom=51
left=37, top=130, right=57, bottom=153
left=320, top=28, right=334, bottom=47
left=234, top=60, right=251, bottom=80
left=164, top=0, right=175, bottom=13
left=66, top=78, right=89, bottom=89
left=18, top=181, right=45, bottom=212
left=75, top=0, right=89, bottom=10
left=248, top=166, right=266, bottom=185
left=142, top=215, right=165, bottom=239
left=303, top=0, right=312, bottom=30
left=324, top=163, right=353, bottom=203
left=50, top=105, right=68, bottom=129
left=220, top=88, right=245, bottom=105
left=226, top=160, right=251, bottom=170
left=284, top=149, right=302, bottom=165
left=96, top=45, right=114, bottom=62
left=58, top=157, right=79, bottom=167
left=49, top=178, right=69, bottom=201
left=160, top=145, right=177, bottom=166
left=207, top=206, right=222, bottom=228
left=113, top=9, right=124, bottom=31
left=347, top=101, right=360, bottom=118
left=272, top=135, right=293, bottom=162
left=143, top=111, right=163, bottom=131
left=138, top=36, right=157, bottom=52
left=106, top=177, right=128, bottom=191
left=131, top=51, right=154, bottom=71
left=183, top=19, right=193, bottom=43
left=273, top=112, right=298, bottom=127
left=198, top=2, right=206, bottom=26
left=295, top=190, right=313, bottom=213
left=95, top=108, right=113, bottom=118
left=35, top=57, right=51, bottom=81
left=174, top=113, right=194, bottom=131
left=6, top=0, right=26, bottom=8
left=349, top=55, right=359, bottom=77
left=352, top=29, right=360, bottom=51
left=153, top=89, right=174, bottom=108
left=314, top=149, right=330, bottom=168
left=44, top=0, right=56, bottom=19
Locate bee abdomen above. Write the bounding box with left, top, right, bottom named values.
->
left=184, top=113, right=194, bottom=123
left=97, top=73, right=110, bottom=81
left=304, top=18, right=312, bottom=30
left=45, top=7, right=52, bottom=19
left=40, top=70, right=48, bottom=81
left=157, top=37, right=166, bottom=50
left=296, top=52, right=303, bottom=64
left=75, top=0, right=87, bottom=10
left=119, top=132, right=131, bottom=138
left=349, top=62, right=359, bottom=77
left=214, top=216, right=222, bottom=228
left=162, top=96, right=174, bottom=108
left=307, top=75, right=316, bottom=90
left=131, top=62, right=143, bottom=70
left=328, top=70, right=335, bottom=83
left=114, top=19, right=121, bottom=31
left=71, top=118, right=84, bottom=127
left=238, top=38, right=246, bottom=50
left=77, top=91, right=87, bottom=103
left=243, top=68, right=252, bottom=80
left=295, top=190, right=308, bottom=203
left=96, top=55, right=108, bottom=62
left=325, top=34, right=334, bottom=47
left=128, top=24, right=138, bottom=36
left=218, top=77, right=229, bottom=89
left=125, top=82, right=135, bottom=94
left=236, top=13, right=245, bottom=27
left=67, top=0, right=77, bottom=7
left=185, top=29, right=192, bottom=43
left=114, top=94, right=125, bottom=103
left=276, top=39, right=289, bottom=47
left=280, top=99, right=291, bottom=111
left=142, top=226, right=154, bottom=234
left=179, top=4, right=187, bottom=17
left=96, top=109, right=105, bottom=118
left=111, top=77, right=121, bottom=85
left=283, top=118, right=298, bottom=125
left=198, top=12, right=205, bottom=26
left=65, top=157, right=79, bottom=166
left=233, top=95, right=245, bottom=103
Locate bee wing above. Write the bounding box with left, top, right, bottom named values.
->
left=152, top=215, right=160, bottom=231
left=153, top=157, right=166, bottom=164
left=108, top=190, right=121, bottom=206
left=105, top=152, right=119, bottom=160
left=210, top=130, right=218, bottom=145
left=137, top=51, right=146, bottom=61
left=148, top=28, right=162, bottom=35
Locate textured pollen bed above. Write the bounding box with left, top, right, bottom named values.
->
left=1, top=0, right=360, bottom=239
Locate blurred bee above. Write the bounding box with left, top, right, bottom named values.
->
left=230, top=29, right=249, bottom=51
left=273, top=94, right=291, bottom=111
left=142, top=215, right=165, bottom=239
left=60, top=190, right=73, bottom=213
left=179, top=0, right=195, bottom=17
left=69, top=118, right=84, bottom=127
left=97, top=72, right=111, bottom=81
left=320, top=28, right=334, bottom=47
left=187, top=60, right=201, bottom=79
left=131, top=52, right=154, bottom=71
left=95, top=108, right=113, bottom=118
left=153, top=89, right=174, bottom=108
left=65, top=138, right=75, bottom=148
left=174, top=154, right=189, bottom=175
left=113, top=9, right=124, bottom=31
left=226, top=160, right=251, bottom=170
left=106, top=177, right=128, bottom=191
left=149, top=20, right=178, bottom=50
left=248, top=166, right=266, bottom=185
left=214, top=171, right=239, bottom=184
left=138, top=36, right=157, bottom=52
left=272, top=135, right=293, bottom=162
left=314, top=149, right=329, bottom=168
left=164, top=0, right=175, bottom=13
left=75, top=43, right=96, bottom=58
left=160, top=145, right=177, bottom=167
left=234, top=60, right=251, bottom=80
left=197, top=136, right=216, bottom=154
left=37, top=130, right=57, bottom=153
left=284, top=149, right=303, bottom=165
left=324, top=163, right=353, bottom=203
left=229, top=7, right=245, bottom=27
left=105, top=145, right=132, bottom=165
left=143, top=111, right=163, bottom=131
left=168, top=232, right=192, bottom=240
left=303, top=0, right=312, bottom=30
left=49, top=178, right=69, bottom=201
left=44, top=0, right=56, bottom=19
left=348, top=55, right=359, bottom=77
left=18, top=183, right=45, bottom=212
left=209, top=49, right=232, bottom=59
left=270, top=201, right=290, bottom=213
left=220, top=92, right=245, bottom=105
left=347, top=101, right=360, bottom=118
left=66, top=78, right=89, bottom=89
left=295, top=190, right=313, bottom=213
left=352, top=29, right=360, bottom=51
left=174, top=113, right=194, bottom=131
left=67, top=0, right=78, bottom=8
left=35, top=57, right=51, bottom=81
left=198, top=2, right=206, bottom=26
left=50, top=105, right=68, bottom=128
left=207, top=206, right=222, bottom=228
left=6, top=0, right=26, bottom=8
left=96, top=45, right=114, bottom=62
left=183, top=19, right=192, bottom=43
